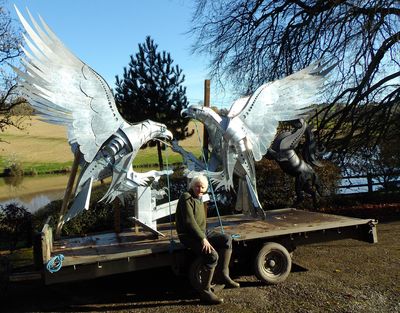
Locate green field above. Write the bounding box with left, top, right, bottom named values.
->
left=0, top=117, right=204, bottom=174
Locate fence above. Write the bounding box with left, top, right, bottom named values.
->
left=339, top=171, right=400, bottom=194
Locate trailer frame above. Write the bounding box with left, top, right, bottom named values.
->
left=7, top=208, right=377, bottom=287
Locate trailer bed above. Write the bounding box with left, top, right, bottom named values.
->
left=37, top=208, right=377, bottom=284
left=53, top=226, right=184, bottom=267
left=208, top=208, right=377, bottom=243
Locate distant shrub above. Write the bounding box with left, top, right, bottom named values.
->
left=33, top=184, right=115, bottom=236
left=255, top=158, right=341, bottom=210
left=61, top=200, right=114, bottom=236
left=32, top=199, right=63, bottom=232
left=315, top=160, right=342, bottom=197
left=9, top=102, right=34, bottom=116
left=25, top=168, right=38, bottom=176
left=2, top=155, right=24, bottom=178
left=0, top=203, right=32, bottom=251
left=256, top=159, right=295, bottom=209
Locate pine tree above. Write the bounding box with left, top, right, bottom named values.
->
left=115, top=36, right=193, bottom=169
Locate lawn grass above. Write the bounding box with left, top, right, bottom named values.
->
left=0, top=116, right=204, bottom=174
left=23, top=161, right=74, bottom=175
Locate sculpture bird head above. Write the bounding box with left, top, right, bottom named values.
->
left=143, top=119, right=173, bottom=141
left=119, top=119, right=173, bottom=150
left=181, top=105, right=222, bottom=124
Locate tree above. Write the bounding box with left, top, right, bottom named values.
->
left=115, top=36, right=193, bottom=169
left=191, top=0, right=400, bottom=164
left=0, top=4, right=25, bottom=139
left=0, top=203, right=32, bottom=251
left=339, top=111, right=400, bottom=191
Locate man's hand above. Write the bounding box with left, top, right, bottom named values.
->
left=201, top=238, right=214, bottom=254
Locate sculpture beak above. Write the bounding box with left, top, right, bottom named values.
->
left=162, top=129, right=173, bottom=141
left=181, top=108, right=188, bottom=118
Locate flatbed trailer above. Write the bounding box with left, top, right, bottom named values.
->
left=8, top=208, right=377, bottom=287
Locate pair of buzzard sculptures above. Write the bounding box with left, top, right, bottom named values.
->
left=12, top=8, right=333, bottom=224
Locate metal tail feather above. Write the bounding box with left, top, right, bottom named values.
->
left=63, top=177, right=93, bottom=223
left=235, top=178, right=251, bottom=214
left=245, top=175, right=266, bottom=219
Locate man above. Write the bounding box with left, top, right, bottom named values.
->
left=175, top=175, right=239, bottom=304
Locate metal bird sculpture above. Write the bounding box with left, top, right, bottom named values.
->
left=266, top=118, right=323, bottom=208
left=12, top=7, right=173, bottom=223
left=178, top=61, right=333, bottom=218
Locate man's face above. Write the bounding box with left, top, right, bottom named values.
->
left=193, top=181, right=207, bottom=198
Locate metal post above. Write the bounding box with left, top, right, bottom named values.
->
left=367, top=173, right=373, bottom=193
left=315, top=108, right=320, bottom=144
left=113, top=199, right=121, bottom=234
left=203, top=80, right=210, bottom=217
left=55, top=151, right=81, bottom=239
left=203, top=79, right=210, bottom=162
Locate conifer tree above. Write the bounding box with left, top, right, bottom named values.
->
left=115, top=36, right=193, bottom=169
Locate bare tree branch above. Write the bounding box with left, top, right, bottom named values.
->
left=191, top=0, right=400, bottom=163
left=0, top=3, right=25, bottom=137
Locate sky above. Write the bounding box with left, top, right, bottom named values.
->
left=5, top=0, right=235, bottom=109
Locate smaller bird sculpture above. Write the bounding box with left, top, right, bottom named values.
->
left=12, top=7, right=173, bottom=223
left=266, top=118, right=323, bottom=208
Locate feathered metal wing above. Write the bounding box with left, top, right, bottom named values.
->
left=229, top=61, right=332, bottom=162
left=227, top=96, right=249, bottom=118
left=13, top=7, right=126, bottom=163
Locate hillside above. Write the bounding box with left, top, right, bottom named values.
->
left=0, top=116, right=204, bottom=169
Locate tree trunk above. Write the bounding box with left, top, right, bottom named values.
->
left=156, top=141, right=164, bottom=170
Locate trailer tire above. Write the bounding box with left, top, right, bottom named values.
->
left=254, top=242, right=291, bottom=284
left=188, top=257, right=206, bottom=291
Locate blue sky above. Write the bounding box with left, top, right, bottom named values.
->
left=5, top=0, right=235, bottom=108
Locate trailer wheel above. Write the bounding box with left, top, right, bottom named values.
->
left=188, top=257, right=206, bottom=291
left=254, top=242, right=292, bottom=284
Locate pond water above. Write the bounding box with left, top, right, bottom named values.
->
left=0, top=174, right=69, bottom=213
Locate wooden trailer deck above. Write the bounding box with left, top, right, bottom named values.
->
left=208, top=208, right=377, bottom=243
left=52, top=225, right=184, bottom=267
left=38, top=208, right=377, bottom=285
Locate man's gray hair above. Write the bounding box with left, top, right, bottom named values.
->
left=189, top=174, right=209, bottom=191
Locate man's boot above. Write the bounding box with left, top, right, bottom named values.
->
left=215, top=249, right=240, bottom=288
left=211, top=282, right=225, bottom=293
left=199, top=267, right=224, bottom=304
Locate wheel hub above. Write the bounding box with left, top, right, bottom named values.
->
left=267, top=259, right=276, bottom=267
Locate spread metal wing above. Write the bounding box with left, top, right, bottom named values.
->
left=227, top=96, right=249, bottom=118
left=13, top=7, right=125, bottom=163
left=232, top=61, right=332, bottom=161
